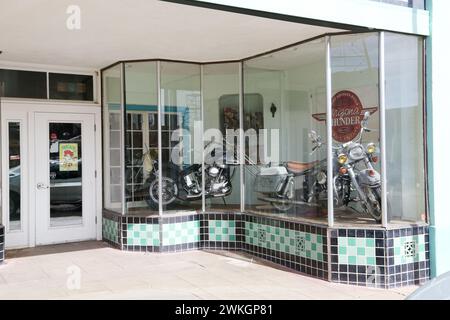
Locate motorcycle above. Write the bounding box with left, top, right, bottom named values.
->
left=254, top=111, right=383, bottom=222
left=143, top=140, right=237, bottom=209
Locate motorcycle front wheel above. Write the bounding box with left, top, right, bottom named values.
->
left=146, top=176, right=178, bottom=210
left=362, top=186, right=382, bottom=222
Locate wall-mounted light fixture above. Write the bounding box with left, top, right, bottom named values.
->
left=270, top=103, right=277, bottom=118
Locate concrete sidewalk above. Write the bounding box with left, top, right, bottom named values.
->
left=0, top=241, right=417, bottom=300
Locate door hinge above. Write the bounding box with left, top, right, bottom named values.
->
left=95, top=170, right=97, bottom=178
left=95, top=216, right=98, bottom=224
left=94, top=124, right=97, bottom=131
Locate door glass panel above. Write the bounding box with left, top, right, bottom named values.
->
left=49, top=123, right=82, bottom=226
left=9, top=122, right=21, bottom=231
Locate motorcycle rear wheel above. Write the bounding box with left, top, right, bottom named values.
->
left=146, top=176, right=178, bottom=210
left=270, top=200, right=294, bottom=212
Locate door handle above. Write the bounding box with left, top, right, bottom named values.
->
left=37, top=183, right=49, bottom=190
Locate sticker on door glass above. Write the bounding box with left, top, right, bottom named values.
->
left=59, top=143, right=78, bottom=171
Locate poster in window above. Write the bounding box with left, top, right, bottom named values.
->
left=59, top=143, right=78, bottom=171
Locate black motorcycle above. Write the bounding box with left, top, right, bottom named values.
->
left=143, top=140, right=237, bottom=209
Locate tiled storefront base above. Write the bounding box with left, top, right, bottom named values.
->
left=0, top=224, right=4, bottom=264
left=102, top=210, right=429, bottom=288
left=330, top=226, right=430, bottom=288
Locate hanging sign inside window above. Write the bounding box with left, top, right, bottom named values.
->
left=59, top=143, right=78, bottom=171
left=312, top=90, right=378, bottom=143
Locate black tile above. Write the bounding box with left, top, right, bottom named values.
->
left=376, top=257, right=385, bottom=266
left=348, top=229, right=356, bottom=237
left=366, top=230, right=375, bottom=238
left=338, top=229, right=346, bottom=237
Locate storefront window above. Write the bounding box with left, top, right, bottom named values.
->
left=101, top=31, right=426, bottom=225
left=203, top=63, right=241, bottom=211
left=123, top=62, right=158, bottom=215
left=160, top=62, right=202, bottom=213
left=102, top=65, right=123, bottom=213
left=331, top=33, right=382, bottom=224
left=385, top=33, right=426, bottom=223
left=243, top=38, right=328, bottom=221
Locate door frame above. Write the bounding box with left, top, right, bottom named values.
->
left=1, top=99, right=103, bottom=249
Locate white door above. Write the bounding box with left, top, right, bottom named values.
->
left=34, top=112, right=96, bottom=245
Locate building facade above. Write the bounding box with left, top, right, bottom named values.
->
left=0, top=0, right=448, bottom=289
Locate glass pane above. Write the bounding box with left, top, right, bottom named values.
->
left=160, top=62, right=201, bottom=213
left=123, top=62, right=158, bottom=215
left=203, top=63, right=241, bottom=211
left=331, top=33, right=382, bottom=224
left=9, top=122, right=21, bottom=231
left=49, top=123, right=82, bottom=227
left=0, top=69, right=47, bottom=99
left=385, top=33, right=426, bottom=223
left=243, top=38, right=328, bottom=221
left=102, top=65, right=123, bottom=212
left=49, top=73, right=94, bottom=101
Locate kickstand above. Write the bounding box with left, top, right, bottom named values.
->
left=222, top=197, right=227, bottom=207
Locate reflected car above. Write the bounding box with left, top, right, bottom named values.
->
left=9, top=137, right=82, bottom=217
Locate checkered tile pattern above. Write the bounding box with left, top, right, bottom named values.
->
left=127, top=223, right=160, bottom=246
left=393, top=235, right=426, bottom=265
left=102, top=210, right=429, bottom=288
left=338, top=237, right=376, bottom=266
left=208, top=220, right=236, bottom=242
left=102, top=218, right=118, bottom=244
left=161, top=221, right=200, bottom=246
left=245, top=222, right=324, bottom=262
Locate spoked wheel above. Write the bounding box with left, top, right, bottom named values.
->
left=362, top=186, right=382, bottom=222
left=271, top=200, right=294, bottom=212
left=146, top=176, right=178, bottom=210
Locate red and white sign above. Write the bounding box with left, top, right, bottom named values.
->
left=312, top=90, right=378, bottom=143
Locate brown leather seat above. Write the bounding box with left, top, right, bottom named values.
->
left=286, top=161, right=319, bottom=174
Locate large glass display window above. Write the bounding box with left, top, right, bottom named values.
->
left=243, top=38, right=328, bottom=222
left=101, top=31, right=426, bottom=227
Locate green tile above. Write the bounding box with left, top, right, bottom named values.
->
left=339, top=246, right=347, bottom=255
left=366, top=238, right=375, bottom=247
left=348, top=256, right=357, bottom=265
left=366, top=257, right=375, bottom=266
left=357, top=247, right=365, bottom=256
left=348, top=238, right=356, bottom=246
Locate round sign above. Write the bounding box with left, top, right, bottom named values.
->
left=332, top=90, right=364, bottom=143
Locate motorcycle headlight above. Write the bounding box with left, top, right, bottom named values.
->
left=348, top=145, right=365, bottom=160
left=367, top=143, right=376, bottom=154
left=338, top=154, right=348, bottom=165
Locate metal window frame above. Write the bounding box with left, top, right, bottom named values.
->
left=99, top=30, right=429, bottom=228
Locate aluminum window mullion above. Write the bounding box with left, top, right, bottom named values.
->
left=326, top=36, right=334, bottom=228
left=379, top=32, right=388, bottom=228
left=120, top=63, right=126, bottom=216
left=200, top=65, right=205, bottom=212
left=239, top=62, right=245, bottom=213
left=157, top=61, right=163, bottom=217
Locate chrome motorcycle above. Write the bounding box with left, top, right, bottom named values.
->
left=254, top=112, right=383, bottom=222
left=143, top=140, right=237, bottom=209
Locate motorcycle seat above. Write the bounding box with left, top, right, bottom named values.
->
left=286, top=161, right=319, bottom=174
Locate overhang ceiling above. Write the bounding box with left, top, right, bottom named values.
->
left=0, top=0, right=345, bottom=70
